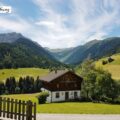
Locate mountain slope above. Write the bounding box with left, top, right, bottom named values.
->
left=46, top=48, right=74, bottom=62
left=76, top=53, right=120, bottom=80
left=0, top=32, right=24, bottom=43
left=58, top=37, right=120, bottom=64
left=95, top=53, right=120, bottom=80
left=0, top=33, right=62, bottom=68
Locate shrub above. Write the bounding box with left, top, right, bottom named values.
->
left=112, top=99, right=120, bottom=104
left=108, top=57, right=114, bottom=63
left=102, top=60, right=108, bottom=65
left=100, top=96, right=112, bottom=103
left=37, top=92, right=49, bottom=104
left=81, top=59, right=120, bottom=103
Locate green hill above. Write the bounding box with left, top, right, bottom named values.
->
left=49, top=37, right=120, bottom=64
left=0, top=32, right=63, bottom=69
left=95, top=53, right=120, bottom=80
left=76, top=53, right=120, bottom=80
left=0, top=68, right=49, bottom=82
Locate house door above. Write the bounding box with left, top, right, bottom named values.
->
left=65, top=92, right=69, bottom=100
left=74, top=92, right=77, bottom=99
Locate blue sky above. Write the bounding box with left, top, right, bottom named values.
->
left=0, top=0, right=120, bottom=48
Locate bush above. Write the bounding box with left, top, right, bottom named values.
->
left=37, top=92, right=49, bottom=104
left=102, top=60, right=108, bottom=65
left=108, top=57, right=114, bottom=63
left=100, top=96, right=112, bottom=103
left=112, top=99, right=120, bottom=104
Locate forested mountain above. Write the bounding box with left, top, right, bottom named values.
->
left=49, top=37, right=120, bottom=64
left=1, top=33, right=120, bottom=67
left=0, top=33, right=63, bottom=68
left=45, top=47, right=74, bottom=62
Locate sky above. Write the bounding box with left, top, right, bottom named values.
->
left=0, top=0, right=120, bottom=48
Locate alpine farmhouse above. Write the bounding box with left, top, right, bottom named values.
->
left=40, top=70, right=83, bottom=103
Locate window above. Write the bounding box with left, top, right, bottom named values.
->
left=56, top=92, right=60, bottom=98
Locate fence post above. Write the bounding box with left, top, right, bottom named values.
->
left=34, top=103, right=36, bottom=120
left=0, top=97, right=36, bottom=120
left=14, top=99, right=18, bottom=119
left=7, top=98, right=10, bottom=118
left=10, top=99, right=14, bottom=119
left=22, top=101, right=25, bottom=120
left=2, top=98, right=5, bottom=117
left=26, top=100, right=32, bottom=120
left=18, top=100, right=21, bottom=120
left=0, top=97, right=2, bottom=117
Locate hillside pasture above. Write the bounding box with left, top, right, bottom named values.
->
left=2, top=93, right=120, bottom=114
left=0, top=68, right=49, bottom=82
left=96, top=53, right=120, bottom=80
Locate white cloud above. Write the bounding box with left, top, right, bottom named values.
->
left=30, top=0, right=120, bottom=48
left=0, top=17, right=30, bottom=32
left=0, top=0, right=120, bottom=48
left=35, top=21, right=55, bottom=27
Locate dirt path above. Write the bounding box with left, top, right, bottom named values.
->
left=37, top=114, right=120, bottom=120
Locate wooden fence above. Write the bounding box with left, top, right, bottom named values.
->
left=0, top=97, right=36, bottom=120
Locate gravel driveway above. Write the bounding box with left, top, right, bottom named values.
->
left=1, top=114, right=120, bottom=120
left=37, top=114, right=120, bottom=120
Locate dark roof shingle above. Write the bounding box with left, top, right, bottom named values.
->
left=40, top=70, right=69, bottom=82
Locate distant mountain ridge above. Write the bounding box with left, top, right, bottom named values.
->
left=49, top=37, right=120, bottom=64
left=45, top=47, right=74, bottom=62
left=0, top=33, right=63, bottom=68
left=1, top=32, right=120, bottom=67
left=0, top=32, right=24, bottom=43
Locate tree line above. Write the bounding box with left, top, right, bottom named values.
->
left=80, top=59, right=120, bottom=103
left=0, top=76, right=43, bottom=95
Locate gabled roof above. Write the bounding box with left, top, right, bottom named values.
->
left=40, top=70, right=82, bottom=82
left=40, top=70, right=69, bottom=82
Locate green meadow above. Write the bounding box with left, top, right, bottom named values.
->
left=0, top=53, right=120, bottom=82
left=0, top=68, right=49, bottom=82
left=2, top=93, right=120, bottom=114
left=0, top=54, right=120, bottom=114
left=76, top=53, right=120, bottom=80
left=95, top=53, right=120, bottom=80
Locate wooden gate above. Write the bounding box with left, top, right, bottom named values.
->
left=0, top=97, right=36, bottom=120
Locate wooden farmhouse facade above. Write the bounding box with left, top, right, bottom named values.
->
left=40, top=70, right=83, bottom=103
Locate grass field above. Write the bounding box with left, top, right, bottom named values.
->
left=0, top=68, right=49, bottom=82
left=95, top=53, right=120, bottom=80
left=0, top=53, right=120, bottom=82
left=2, top=94, right=120, bottom=114
left=76, top=53, right=120, bottom=80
